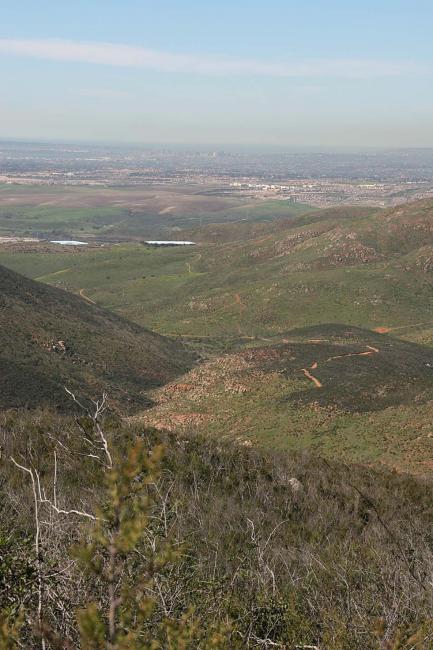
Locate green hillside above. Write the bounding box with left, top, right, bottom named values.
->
left=0, top=264, right=195, bottom=411
left=3, top=199, right=433, bottom=344
left=3, top=199, right=433, bottom=471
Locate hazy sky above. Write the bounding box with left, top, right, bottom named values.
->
left=1, top=0, right=433, bottom=147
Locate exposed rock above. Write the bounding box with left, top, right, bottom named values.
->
left=288, top=477, right=303, bottom=493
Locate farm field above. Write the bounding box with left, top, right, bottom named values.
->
left=0, top=182, right=312, bottom=240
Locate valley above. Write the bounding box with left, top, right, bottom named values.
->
left=4, top=4, right=433, bottom=644
left=3, top=194, right=433, bottom=475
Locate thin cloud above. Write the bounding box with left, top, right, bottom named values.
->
left=0, top=38, right=427, bottom=79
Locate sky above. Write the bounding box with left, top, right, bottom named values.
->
left=1, top=0, right=433, bottom=148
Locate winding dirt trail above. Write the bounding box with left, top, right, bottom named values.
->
left=325, top=345, right=379, bottom=362
left=301, top=367, right=323, bottom=388
left=374, top=320, right=433, bottom=335
left=299, top=345, right=380, bottom=389
left=79, top=289, right=96, bottom=305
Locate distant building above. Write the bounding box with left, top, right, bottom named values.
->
left=50, top=240, right=88, bottom=246
left=144, top=240, right=196, bottom=246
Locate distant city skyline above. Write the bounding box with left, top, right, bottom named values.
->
left=1, top=1, right=433, bottom=146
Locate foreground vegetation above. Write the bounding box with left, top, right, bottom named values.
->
left=1, top=406, right=433, bottom=647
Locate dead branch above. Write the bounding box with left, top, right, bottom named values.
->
left=65, top=388, right=112, bottom=468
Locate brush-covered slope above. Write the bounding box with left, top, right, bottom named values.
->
left=3, top=410, right=433, bottom=647
left=125, top=198, right=433, bottom=341
left=153, top=198, right=433, bottom=340
left=138, top=324, right=433, bottom=475
left=0, top=264, right=196, bottom=410
left=173, top=205, right=377, bottom=244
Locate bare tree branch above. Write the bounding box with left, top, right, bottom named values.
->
left=10, top=457, right=46, bottom=650
left=65, top=388, right=113, bottom=468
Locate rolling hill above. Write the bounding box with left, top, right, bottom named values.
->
left=4, top=199, right=433, bottom=344
left=137, top=323, right=433, bottom=475
left=3, top=198, right=433, bottom=473
left=0, top=264, right=196, bottom=411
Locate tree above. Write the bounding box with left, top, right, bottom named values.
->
left=75, top=439, right=228, bottom=649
